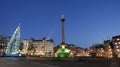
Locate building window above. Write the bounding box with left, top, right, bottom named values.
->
left=109, top=49, right=112, bottom=51
left=115, top=42, right=117, bottom=45
left=117, top=38, right=120, bottom=41
left=108, top=46, right=111, bottom=48
left=117, top=49, right=120, bottom=52
left=116, top=46, right=119, bottom=48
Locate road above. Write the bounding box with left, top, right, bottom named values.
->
left=0, top=57, right=119, bottom=67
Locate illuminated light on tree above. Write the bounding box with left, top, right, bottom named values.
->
left=6, top=25, right=20, bottom=54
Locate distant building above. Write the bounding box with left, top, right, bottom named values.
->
left=0, top=35, right=11, bottom=54
left=22, top=38, right=54, bottom=57
left=104, top=40, right=113, bottom=58
left=67, top=44, right=77, bottom=55
left=89, top=44, right=105, bottom=57
left=21, top=39, right=29, bottom=55
left=112, top=35, right=120, bottom=58
left=104, top=35, right=120, bottom=58
left=76, top=47, right=90, bottom=57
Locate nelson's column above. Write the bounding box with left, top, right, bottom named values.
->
left=54, top=15, right=73, bottom=58
left=60, top=14, right=67, bottom=46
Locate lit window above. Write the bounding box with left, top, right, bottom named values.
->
left=109, top=49, right=112, bottom=51
left=117, top=38, right=120, bottom=41
left=119, top=42, right=120, bottom=44
left=116, top=46, right=119, bottom=48
left=110, top=52, right=112, bottom=54
left=118, top=54, right=120, bottom=57
left=101, top=50, right=104, bottom=52
left=115, top=42, right=117, bottom=45
left=91, top=49, right=93, bottom=52
left=117, top=49, right=120, bottom=52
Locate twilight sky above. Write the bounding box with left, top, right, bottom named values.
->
left=0, top=0, right=120, bottom=48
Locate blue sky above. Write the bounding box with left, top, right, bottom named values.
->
left=0, top=0, right=120, bottom=48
